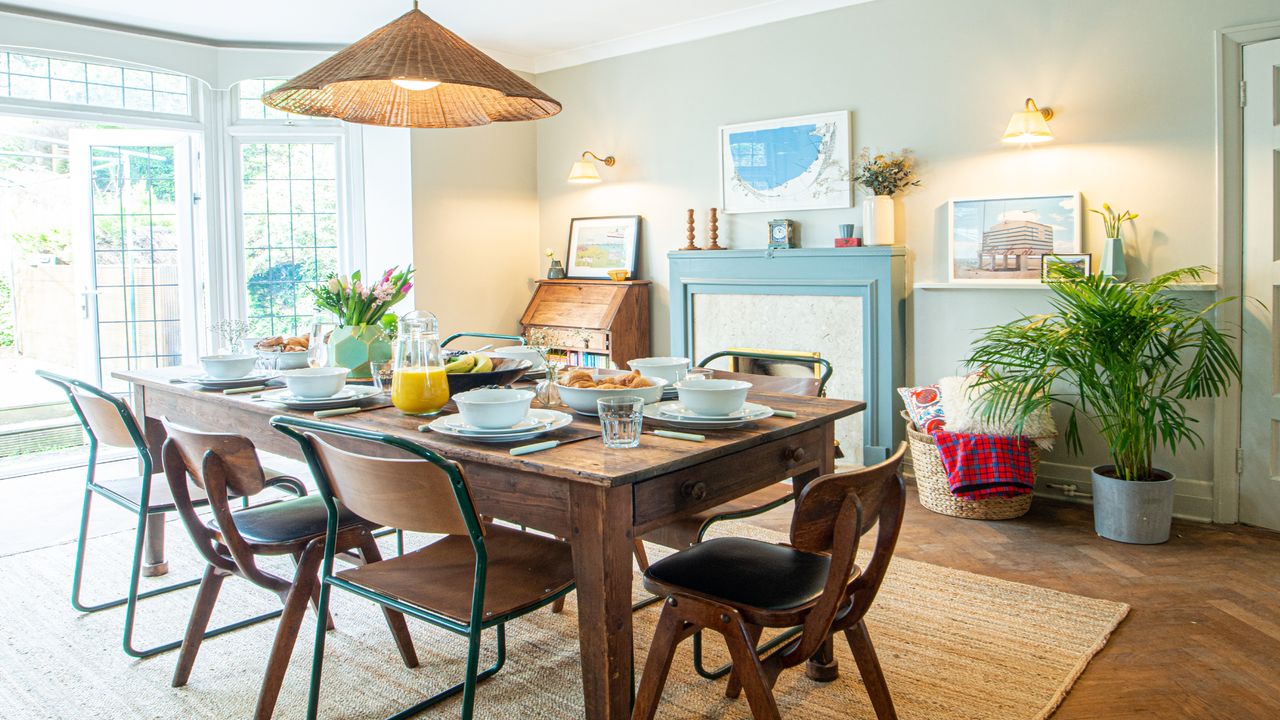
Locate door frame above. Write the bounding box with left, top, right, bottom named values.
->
left=69, top=128, right=201, bottom=383
left=1215, top=20, right=1280, bottom=524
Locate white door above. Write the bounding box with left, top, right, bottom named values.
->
left=1241, top=38, right=1280, bottom=531
left=70, top=130, right=199, bottom=391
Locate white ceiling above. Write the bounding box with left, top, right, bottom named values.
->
left=0, top=0, right=875, bottom=72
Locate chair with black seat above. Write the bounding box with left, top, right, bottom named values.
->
left=160, top=420, right=417, bottom=720
left=271, top=415, right=576, bottom=720
left=35, top=370, right=299, bottom=658
left=634, top=350, right=835, bottom=571
left=632, top=443, right=907, bottom=720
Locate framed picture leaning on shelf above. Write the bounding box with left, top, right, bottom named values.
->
left=566, top=215, right=641, bottom=279
left=947, top=192, right=1081, bottom=284
left=1041, top=253, right=1092, bottom=282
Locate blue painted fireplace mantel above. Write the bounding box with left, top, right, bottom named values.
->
left=668, top=246, right=906, bottom=462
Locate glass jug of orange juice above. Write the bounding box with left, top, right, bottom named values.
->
left=390, top=328, right=448, bottom=416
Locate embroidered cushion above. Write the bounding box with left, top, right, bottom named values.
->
left=897, top=384, right=946, bottom=434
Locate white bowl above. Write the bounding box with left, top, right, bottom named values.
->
left=257, top=349, right=310, bottom=370
left=626, top=356, right=690, bottom=384
left=674, top=378, right=752, bottom=417
left=453, top=388, right=535, bottom=429
left=555, top=372, right=669, bottom=415
left=490, top=345, right=545, bottom=370
left=283, top=367, right=348, bottom=399
left=200, top=354, right=258, bottom=380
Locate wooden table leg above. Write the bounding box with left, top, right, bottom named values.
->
left=133, top=384, right=170, bottom=577
left=798, top=421, right=839, bottom=681
left=570, top=483, right=635, bottom=720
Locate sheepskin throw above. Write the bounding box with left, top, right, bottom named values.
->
left=938, top=374, right=1057, bottom=450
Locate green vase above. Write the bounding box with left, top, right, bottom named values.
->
left=328, top=324, right=391, bottom=379
left=1100, top=237, right=1128, bottom=280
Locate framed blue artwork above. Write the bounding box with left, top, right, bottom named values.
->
left=719, top=111, right=852, bottom=214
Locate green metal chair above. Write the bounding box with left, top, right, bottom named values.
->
left=696, top=350, right=833, bottom=396
left=272, top=416, right=576, bottom=720
left=441, top=332, right=526, bottom=349
left=36, top=370, right=298, bottom=658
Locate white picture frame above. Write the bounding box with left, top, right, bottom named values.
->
left=719, top=110, right=852, bottom=214
left=565, top=215, right=641, bottom=279
left=947, top=192, right=1083, bottom=284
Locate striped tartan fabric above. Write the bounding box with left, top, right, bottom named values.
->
left=931, top=430, right=1035, bottom=500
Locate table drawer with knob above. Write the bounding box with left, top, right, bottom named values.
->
left=631, top=426, right=826, bottom=531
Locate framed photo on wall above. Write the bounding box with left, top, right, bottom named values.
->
left=566, top=215, right=641, bottom=279
left=719, top=111, right=852, bottom=214
left=947, top=192, right=1082, bottom=284
left=1041, top=253, right=1093, bottom=282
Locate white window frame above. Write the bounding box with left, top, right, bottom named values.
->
left=229, top=78, right=337, bottom=127
left=0, top=46, right=200, bottom=125
left=221, top=125, right=365, bottom=333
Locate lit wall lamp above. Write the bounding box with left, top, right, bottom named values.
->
left=1001, top=98, right=1054, bottom=144
left=567, top=150, right=616, bottom=183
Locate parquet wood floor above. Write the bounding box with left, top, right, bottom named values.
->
left=751, top=485, right=1280, bottom=719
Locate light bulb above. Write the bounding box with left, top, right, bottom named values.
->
left=392, top=78, right=441, bottom=91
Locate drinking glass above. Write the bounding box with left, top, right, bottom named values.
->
left=370, top=360, right=395, bottom=395
left=684, top=367, right=714, bottom=382
left=308, top=313, right=339, bottom=369
left=597, top=396, right=644, bottom=449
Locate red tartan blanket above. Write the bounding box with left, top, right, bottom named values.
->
left=931, top=430, right=1035, bottom=500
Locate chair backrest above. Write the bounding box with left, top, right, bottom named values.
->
left=780, top=443, right=907, bottom=669
left=159, top=419, right=283, bottom=587
left=36, top=370, right=147, bottom=453
left=441, top=332, right=527, bottom=349
left=697, top=350, right=833, bottom=397
left=271, top=416, right=481, bottom=538
left=161, top=419, right=268, bottom=497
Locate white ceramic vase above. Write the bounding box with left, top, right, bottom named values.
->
left=862, top=194, right=895, bottom=246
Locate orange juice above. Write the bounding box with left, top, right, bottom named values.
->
left=391, top=366, right=450, bottom=415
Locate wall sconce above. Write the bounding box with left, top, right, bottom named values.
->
left=567, top=150, right=616, bottom=184
left=1001, top=98, right=1054, bottom=144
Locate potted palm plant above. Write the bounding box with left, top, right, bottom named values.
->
left=965, top=265, right=1240, bottom=543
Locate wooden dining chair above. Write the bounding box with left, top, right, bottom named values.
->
left=271, top=415, right=576, bottom=720
left=632, top=443, right=907, bottom=720
left=160, top=419, right=416, bottom=720
left=36, top=370, right=285, bottom=658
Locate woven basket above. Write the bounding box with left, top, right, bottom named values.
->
left=901, top=411, right=1034, bottom=520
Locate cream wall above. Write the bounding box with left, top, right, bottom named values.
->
left=409, top=120, right=540, bottom=340
left=532, top=0, right=1279, bottom=519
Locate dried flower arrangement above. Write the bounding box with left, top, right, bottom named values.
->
left=851, top=147, right=921, bottom=197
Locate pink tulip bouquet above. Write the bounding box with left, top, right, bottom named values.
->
left=310, top=266, right=414, bottom=327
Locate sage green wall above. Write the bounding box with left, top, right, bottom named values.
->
left=533, top=0, right=1278, bottom=519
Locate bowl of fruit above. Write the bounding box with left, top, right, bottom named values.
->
left=442, top=351, right=533, bottom=395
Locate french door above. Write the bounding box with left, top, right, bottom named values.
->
left=1240, top=38, right=1280, bottom=531
left=70, top=129, right=199, bottom=390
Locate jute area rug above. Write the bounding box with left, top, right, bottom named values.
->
left=0, top=520, right=1128, bottom=719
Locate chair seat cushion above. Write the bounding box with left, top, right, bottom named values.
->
left=210, top=495, right=369, bottom=546
left=643, top=536, right=831, bottom=612
left=336, top=523, right=574, bottom=624
left=95, top=475, right=208, bottom=512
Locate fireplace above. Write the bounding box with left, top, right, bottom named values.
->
left=668, top=246, right=906, bottom=464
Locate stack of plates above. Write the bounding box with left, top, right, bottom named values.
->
left=428, top=409, right=572, bottom=443
left=181, top=371, right=278, bottom=390
left=257, top=386, right=380, bottom=410
left=643, top=401, right=774, bottom=430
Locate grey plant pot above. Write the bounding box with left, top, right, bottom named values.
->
left=1091, top=466, right=1175, bottom=544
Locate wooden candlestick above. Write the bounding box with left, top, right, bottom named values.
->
left=706, top=208, right=724, bottom=250
left=682, top=208, right=700, bottom=250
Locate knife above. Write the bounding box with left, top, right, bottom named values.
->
left=510, top=434, right=603, bottom=456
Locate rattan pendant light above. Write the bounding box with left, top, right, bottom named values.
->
left=262, top=2, right=561, bottom=128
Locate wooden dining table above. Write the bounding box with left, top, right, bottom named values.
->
left=115, top=366, right=864, bottom=720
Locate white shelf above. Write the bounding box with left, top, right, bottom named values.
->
left=913, top=282, right=1219, bottom=292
